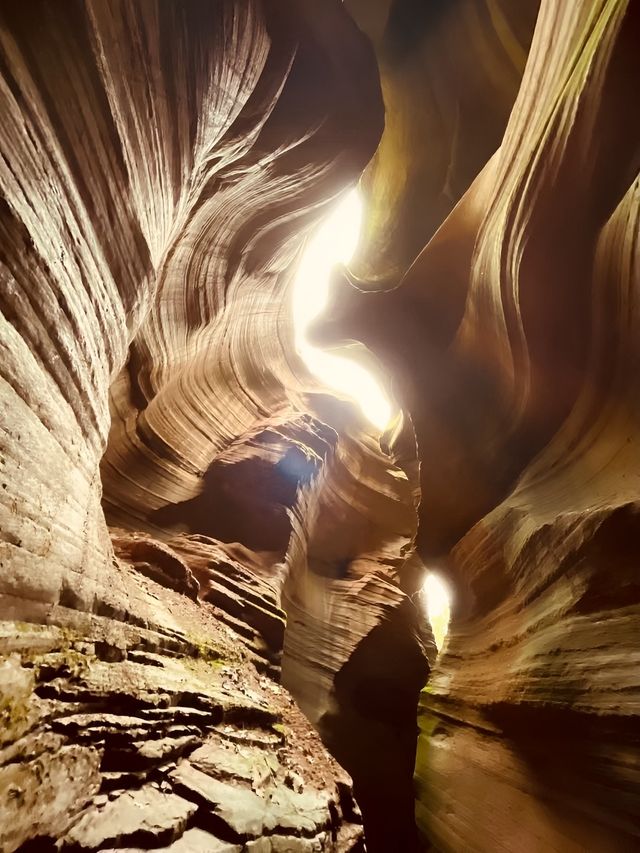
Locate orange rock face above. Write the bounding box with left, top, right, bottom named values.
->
left=0, top=1, right=424, bottom=849
left=1, top=0, right=639, bottom=851
left=330, top=0, right=640, bottom=849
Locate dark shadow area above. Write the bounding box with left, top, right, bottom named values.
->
left=152, top=448, right=316, bottom=555
left=319, top=600, right=430, bottom=852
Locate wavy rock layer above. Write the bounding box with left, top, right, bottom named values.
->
left=349, top=0, right=540, bottom=286
left=0, top=1, right=429, bottom=849
left=0, top=0, right=386, bottom=607
left=4, top=0, right=637, bottom=850
left=320, top=0, right=640, bottom=849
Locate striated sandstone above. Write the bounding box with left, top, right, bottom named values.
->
left=349, top=0, right=540, bottom=286
left=314, top=0, right=640, bottom=849
left=0, top=1, right=426, bottom=846
left=3, top=0, right=638, bottom=851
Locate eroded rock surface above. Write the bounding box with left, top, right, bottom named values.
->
left=0, top=561, right=364, bottom=852
left=317, top=0, right=640, bottom=849
left=0, top=1, right=425, bottom=848
left=3, top=0, right=638, bottom=851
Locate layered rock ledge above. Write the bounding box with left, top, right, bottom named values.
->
left=0, top=555, right=364, bottom=852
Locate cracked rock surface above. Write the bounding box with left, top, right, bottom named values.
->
left=0, top=561, right=364, bottom=852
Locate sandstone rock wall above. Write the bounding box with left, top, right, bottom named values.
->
left=3, top=0, right=637, bottom=850
left=333, top=0, right=640, bottom=849
left=414, top=4, right=640, bottom=843
left=0, top=2, right=428, bottom=849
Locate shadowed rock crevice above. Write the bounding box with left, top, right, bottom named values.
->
left=320, top=602, right=430, bottom=853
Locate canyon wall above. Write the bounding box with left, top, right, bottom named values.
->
left=416, top=2, right=640, bottom=845
left=332, top=0, right=640, bottom=849
left=0, top=1, right=428, bottom=849
left=2, top=0, right=639, bottom=851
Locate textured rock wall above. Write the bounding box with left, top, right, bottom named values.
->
left=413, top=13, right=640, bottom=847
left=5, top=0, right=637, bottom=850
left=349, top=0, right=540, bottom=286
left=0, top=0, right=384, bottom=610
left=323, top=0, right=640, bottom=849
left=279, top=418, right=428, bottom=851
left=0, top=1, right=430, bottom=849
left=0, top=556, right=366, bottom=851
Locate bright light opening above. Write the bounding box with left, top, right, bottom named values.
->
left=422, top=572, right=451, bottom=652
left=293, top=188, right=392, bottom=431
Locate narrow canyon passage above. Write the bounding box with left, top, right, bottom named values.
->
left=1, top=1, right=639, bottom=852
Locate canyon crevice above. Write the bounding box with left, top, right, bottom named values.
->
left=1, top=1, right=639, bottom=852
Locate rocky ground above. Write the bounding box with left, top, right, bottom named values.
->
left=0, top=557, right=365, bottom=852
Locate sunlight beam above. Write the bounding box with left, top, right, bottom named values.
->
left=422, top=572, right=452, bottom=652
left=293, top=188, right=392, bottom=431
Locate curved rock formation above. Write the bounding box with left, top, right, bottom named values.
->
left=327, top=0, right=639, bottom=554
left=317, top=0, right=640, bottom=849
left=344, top=0, right=539, bottom=287
left=2, top=0, right=639, bottom=850
left=0, top=0, right=427, bottom=849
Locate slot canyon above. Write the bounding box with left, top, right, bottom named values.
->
left=0, top=0, right=638, bottom=850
